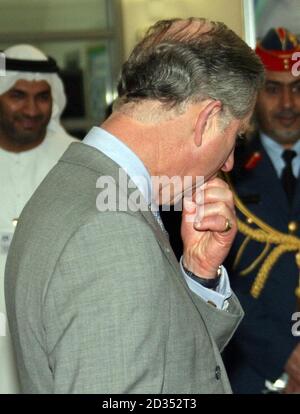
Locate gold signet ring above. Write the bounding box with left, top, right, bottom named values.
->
left=223, top=218, right=232, bottom=232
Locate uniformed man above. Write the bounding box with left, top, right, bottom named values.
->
left=224, top=28, right=300, bottom=394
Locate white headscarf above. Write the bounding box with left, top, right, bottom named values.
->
left=0, top=44, right=68, bottom=136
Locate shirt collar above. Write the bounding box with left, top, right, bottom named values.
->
left=260, top=131, right=300, bottom=155
left=83, top=126, right=152, bottom=205
left=260, top=131, right=300, bottom=177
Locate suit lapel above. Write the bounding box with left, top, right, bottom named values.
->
left=139, top=208, right=182, bottom=271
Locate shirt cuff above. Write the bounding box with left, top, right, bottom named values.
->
left=180, top=256, right=232, bottom=310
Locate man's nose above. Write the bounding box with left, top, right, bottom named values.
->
left=281, top=87, right=294, bottom=109
left=221, top=151, right=234, bottom=173
left=22, top=98, right=39, bottom=117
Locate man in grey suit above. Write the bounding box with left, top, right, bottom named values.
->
left=5, top=18, right=264, bottom=393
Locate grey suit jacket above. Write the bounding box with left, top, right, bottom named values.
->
left=5, top=142, right=243, bottom=393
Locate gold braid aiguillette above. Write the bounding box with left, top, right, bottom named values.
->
left=224, top=173, right=300, bottom=299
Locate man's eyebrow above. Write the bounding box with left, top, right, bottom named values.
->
left=265, top=79, right=300, bottom=87
left=9, top=88, right=26, bottom=93
left=37, top=89, right=51, bottom=95
left=265, top=80, right=281, bottom=86
left=9, top=87, right=51, bottom=95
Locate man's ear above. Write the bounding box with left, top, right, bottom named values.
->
left=194, top=100, right=222, bottom=147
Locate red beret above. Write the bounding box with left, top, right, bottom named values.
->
left=255, top=27, right=300, bottom=72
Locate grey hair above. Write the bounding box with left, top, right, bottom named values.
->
left=116, top=18, right=264, bottom=121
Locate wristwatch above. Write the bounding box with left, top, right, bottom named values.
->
left=182, top=264, right=222, bottom=290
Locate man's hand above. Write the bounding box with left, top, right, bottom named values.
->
left=284, top=343, right=300, bottom=393
left=181, top=177, right=237, bottom=277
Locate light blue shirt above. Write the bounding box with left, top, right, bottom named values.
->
left=83, top=126, right=232, bottom=309
left=260, top=132, right=300, bottom=178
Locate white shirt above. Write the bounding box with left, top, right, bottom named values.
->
left=83, top=127, right=232, bottom=311
left=260, top=132, right=300, bottom=178
left=0, top=130, right=76, bottom=394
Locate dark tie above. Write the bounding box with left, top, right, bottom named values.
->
left=281, top=149, right=297, bottom=205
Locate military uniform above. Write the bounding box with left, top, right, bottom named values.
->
left=224, top=135, right=300, bottom=393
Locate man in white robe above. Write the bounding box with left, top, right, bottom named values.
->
left=0, top=44, right=77, bottom=393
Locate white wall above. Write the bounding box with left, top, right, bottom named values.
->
left=255, top=0, right=300, bottom=38
left=0, top=0, right=108, bottom=33
left=120, top=0, right=244, bottom=58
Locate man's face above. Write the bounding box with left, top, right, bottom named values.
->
left=0, top=79, right=52, bottom=152
left=164, top=110, right=251, bottom=205
left=194, top=114, right=251, bottom=181
left=256, top=70, right=300, bottom=146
